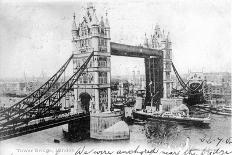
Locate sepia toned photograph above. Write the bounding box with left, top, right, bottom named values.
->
left=0, top=0, right=231, bottom=154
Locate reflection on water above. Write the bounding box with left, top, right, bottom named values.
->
left=144, top=119, right=213, bottom=148
left=145, top=120, right=180, bottom=147
left=144, top=114, right=231, bottom=148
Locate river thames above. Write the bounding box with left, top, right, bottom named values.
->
left=0, top=112, right=231, bottom=155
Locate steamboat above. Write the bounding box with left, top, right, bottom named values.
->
left=133, top=110, right=210, bottom=125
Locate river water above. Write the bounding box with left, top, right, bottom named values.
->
left=0, top=96, right=231, bottom=154
left=0, top=113, right=231, bottom=155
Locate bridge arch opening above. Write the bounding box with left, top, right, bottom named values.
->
left=111, top=55, right=163, bottom=101
left=79, top=92, right=91, bottom=113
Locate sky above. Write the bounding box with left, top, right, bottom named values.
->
left=0, top=0, right=231, bottom=78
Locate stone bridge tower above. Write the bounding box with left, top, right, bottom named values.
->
left=71, top=3, right=111, bottom=113
left=151, top=24, right=172, bottom=99
left=161, top=32, right=172, bottom=98
left=69, top=4, right=129, bottom=140
left=143, top=24, right=173, bottom=110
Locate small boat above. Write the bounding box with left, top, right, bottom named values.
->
left=133, top=119, right=146, bottom=125
left=133, top=110, right=210, bottom=125
left=54, top=139, right=60, bottom=143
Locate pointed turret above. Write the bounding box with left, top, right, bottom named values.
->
left=91, top=10, right=99, bottom=26
left=105, top=11, right=110, bottom=28
left=72, top=13, right=77, bottom=30
left=99, top=16, right=105, bottom=34
left=72, top=13, right=78, bottom=39
left=154, top=24, right=161, bottom=35
left=143, top=33, right=149, bottom=47
left=154, top=23, right=162, bottom=39
left=91, top=6, right=100, bottom=37
left=100, top=16, right=104, bottom=27
left=104, top=11, right=110, bottom=38
left=166, top=32, right=170, bottom=41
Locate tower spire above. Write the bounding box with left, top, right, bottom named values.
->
left=105, top=10, right=110, bottom=28
left=100, top=16, right=104, bottom=27
left=91, top=9, right=99, bottom=26
left=167, top=32, right=170, bottom=41
left=72, top=12, right=77, bottom=30
left=73, top=12, right=76, bottom=20
left=144, top=33, right=149, bottom=47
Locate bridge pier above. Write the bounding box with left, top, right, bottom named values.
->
left=65, top=115, right=90, bottom=141
left=90, top=112, right=129, bottom=140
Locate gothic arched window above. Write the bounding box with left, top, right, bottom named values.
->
left=83, top=74, right=88, bottom=83
left=88, top=27, right=90, bottom=34
left=99, top=72, right=107, bottom=84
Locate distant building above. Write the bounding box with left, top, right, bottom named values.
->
left=130, top=70, right=146, bottom=90
left=2, top=82, right=26, bottom=93
left=204, top=72, right=231, bottom=84
left=204, top=72, right=231, bottom=105
left=0, top=80, right=52, bottom=97
left=171, top=71, right=231, bottom=105
left=204, top=82, right=223, bottom=100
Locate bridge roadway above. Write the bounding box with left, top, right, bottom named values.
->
left=0, top=113, right=89, bottom=141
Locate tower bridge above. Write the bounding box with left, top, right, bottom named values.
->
left=0, top=3, right=172, bottom=141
